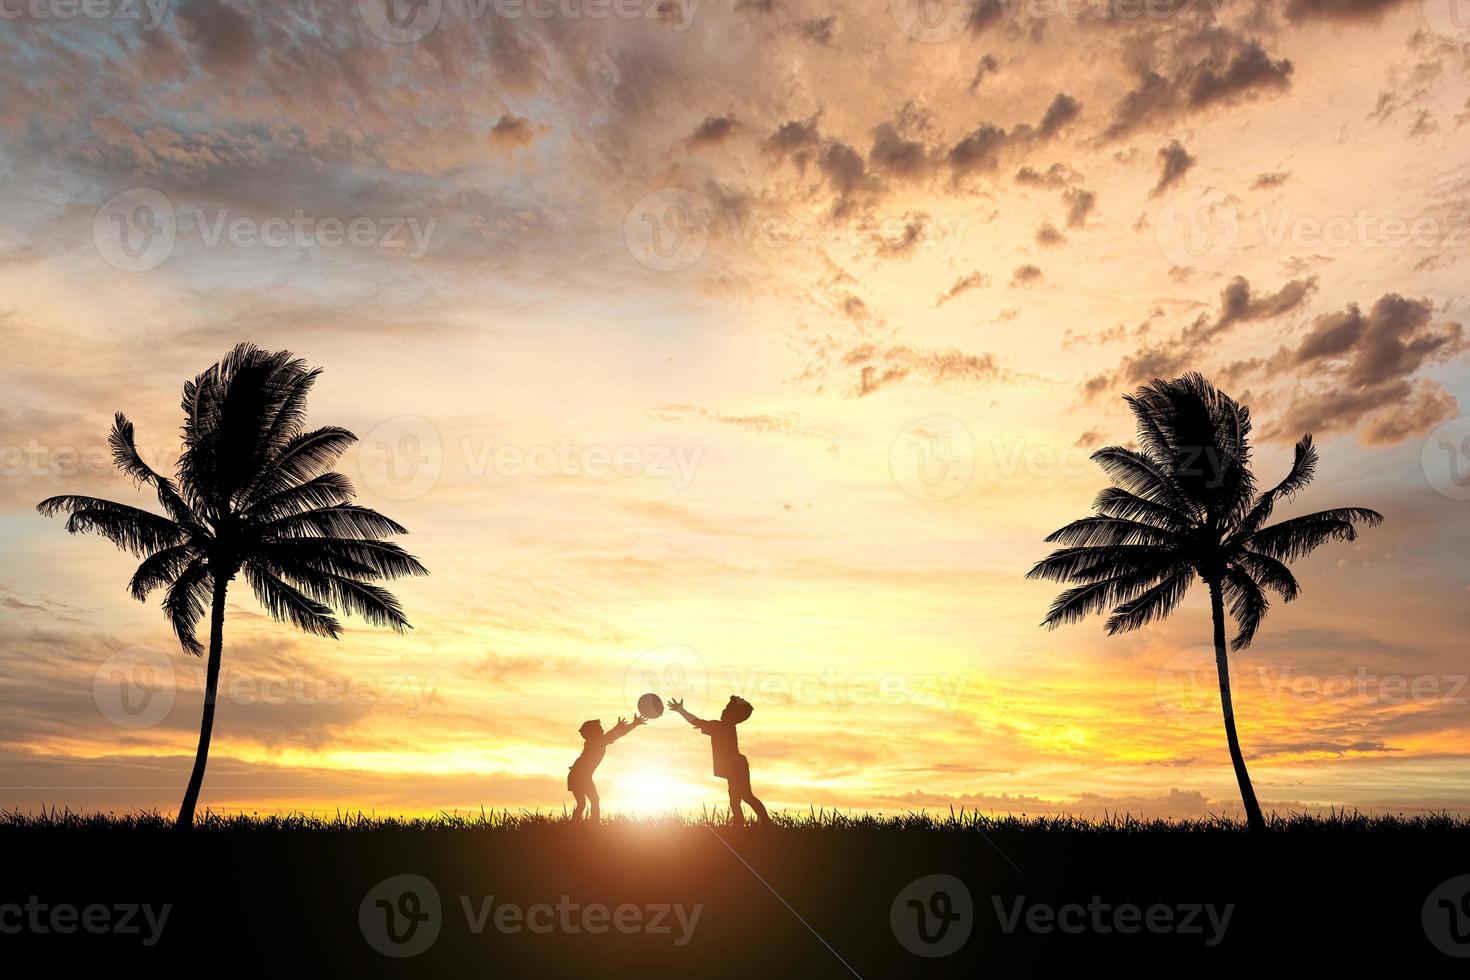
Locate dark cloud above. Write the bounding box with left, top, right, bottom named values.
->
left=1105, top=31, right=1292, bottom=139
left=1251, top=170, right=1291, bottom=189
left=1151, top=140, right=1196, bottom=197
left=872, top=213, right=929, bottom=259
left=1036, top=93, right=1082, bottom=138
left=1091, top=276, right=1318, bottom=391
left=1063, top=186, right=1097, bottom=227
left=935, top=271, right=990, bottom=306
left=687, top=115, right=740, bottom=149
left=843, top=344, right=1012, bottom=397
left=969, top=54, right=1000, bottom=93
left=1269, top=295, right=1465, bottom=442
left=176, top=0, right=259, bottom=75
left=1009, top=264, right=1044, bottom=287
left=868, top=122, right=935, bottom=181
left=1285, top=0, right=1415, bottom=22
left=488, top=114, right=539, bottom=150
left=1035, top=221, right=1068, bottom=247
left=789, top=16, right=837, bottom=46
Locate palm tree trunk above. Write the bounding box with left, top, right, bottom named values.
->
left=1208, top=578, right=1266, bottom=831
left=176, top=573, right=228, bottom=830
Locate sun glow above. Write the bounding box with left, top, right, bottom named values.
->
left=612, top=769, right=701, bottom=817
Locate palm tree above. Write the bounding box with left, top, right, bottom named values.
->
left=37, top=343, right=428, bottom=829
left=1028, top=374, right=1381, bottom=831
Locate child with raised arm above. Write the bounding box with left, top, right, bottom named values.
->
left=567, top=714, right=645, bottom=821
left=668, top=695, right=769, bottom=826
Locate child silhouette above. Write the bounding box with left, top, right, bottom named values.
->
left=669, top=695, right=769, bottom=826
left=568, top=714, right=645, bottom=821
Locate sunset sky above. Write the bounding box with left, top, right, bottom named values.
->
left=2, top=0, right=1469, bottom=820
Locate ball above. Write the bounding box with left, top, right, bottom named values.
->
left=637, top=692, right=664, bottom=719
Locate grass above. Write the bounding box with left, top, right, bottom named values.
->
left=4, top=805, right=1467, bottom=833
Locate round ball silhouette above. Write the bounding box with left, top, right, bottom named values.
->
left=637, top=692, right=664, bottom=719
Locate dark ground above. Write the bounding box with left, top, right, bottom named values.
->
left=2, top=810, right=1467, bottom=975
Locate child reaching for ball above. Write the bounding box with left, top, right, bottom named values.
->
left=668, top=695, right=769, bottom=826
left=567, top=714, right=646, bottom=821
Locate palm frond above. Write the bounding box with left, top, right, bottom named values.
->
left=1222, top=567, right=1269, bottom=651
left=244, top=565, right=341, bottom=639
left=1092, top=487, right=1195, bottom=531
left=1039, top=566, right=1177, bottom=629
left=265, top=504, right=410, bottom=540
left=1027, top=545, right=1176, bottom=584
left=1104, top=567, right=1195, bottom=635
left=162, top=558, right=212, bottom=656
left=108, top=413, right=197, bottom=525
left=240, top=426, right=357, bottom=507
left=36, top=495, right=184, bottom=557
left=1231, top=435, right=1319, bottom=544
left=245, top=472, right=356, bottom=523
left=277, top=564, right=412, bottom=631
left=1234, top=551, right=1300, bottom=602
left=1091, top=446, right=1199, bottom=518
left=128, top=543, right=201, bottom=601
left=1248, top=508, right=1384, bottom=562
left=1042, top=516, right=1180, bottom=548
left=255, top=537, right=428, bottom=580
